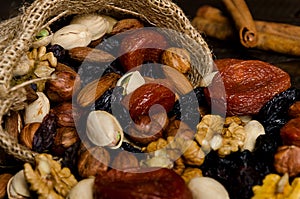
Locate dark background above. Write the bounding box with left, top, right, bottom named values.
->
left=1, top=0, right=300, bottom=87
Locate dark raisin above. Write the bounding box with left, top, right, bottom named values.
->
left=96, top=36, right=121, bottom=56
left=168, top=87, right=202, bottom=130
left=120, top=142, right=143, bottom=153
left=32, top=113, right=58, bottom=153
left=92, top=88, right=114, bottom=113
left=255, top=88, right=300, bottom=134
left=60, top=142, right=80, bottom=174
left=47, top=44, right=66, bottom=62
left=139, top=63, right=165, bottom=79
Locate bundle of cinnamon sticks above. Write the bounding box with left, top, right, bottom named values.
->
left=192, top=0, right=300, bottom=56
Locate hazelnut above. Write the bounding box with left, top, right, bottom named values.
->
left=127, top=115, right=164, bottom=146
left=280, top=118, right=300, bottom=147
left=19, top=123, right=41, bottom=149
left=111, top=151, right=139, bottom=170
left=111, top=18, right=144, bottom=35
left=161, top=47, right=191, bottom=74
left=46, top=71, right=80, bottom=102
left=51, top=127, right=79, bottom=156
left=52, top=102, right=79, bottom=127
left=274, top=145, right=300, bottom=177
left=77, top=146, right=110, bottom=178
left=289, top=101, right=300, bottom=118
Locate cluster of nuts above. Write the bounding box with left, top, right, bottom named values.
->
left=273, top=101, right=300, bottom=177
left=195, top=114, right=265, bottom=157
left=1, top=10, right=296, bottom=199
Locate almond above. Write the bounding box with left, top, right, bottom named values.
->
left=0, top=173, right=12, bottom=199
left=77, top=72, right=121, bottom=107
left=111, top=18, right=144, bottom=35
left=69, top=47, right=115, bottom=63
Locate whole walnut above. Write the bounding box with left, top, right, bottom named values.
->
left=77, top=146, right=110, bottom=178
left=274, top=145, right=300, bottom=177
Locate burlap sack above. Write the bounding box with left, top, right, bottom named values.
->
left=0, top=0, right=214, bottom=163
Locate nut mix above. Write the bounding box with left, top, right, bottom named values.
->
left=1, top=8, right=299, bottom=199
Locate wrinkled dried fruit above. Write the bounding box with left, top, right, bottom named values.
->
left=127, top=83, right=175, bottom=121
left=51, top=102, right=77, bottom=127
left=119, top=29, right=168, bottom=72
left=288, top=101, right=300, bottom=118
left=205, top=59, right=291, bottom=116
left=93, top=168, right=192, bottom=199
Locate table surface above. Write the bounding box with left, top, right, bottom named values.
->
left=1, top=0, right=300, bottom=87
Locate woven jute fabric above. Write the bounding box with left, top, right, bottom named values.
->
left=0, top=0, right=214, bottom=163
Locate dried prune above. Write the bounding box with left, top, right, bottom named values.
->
left=255, top=88, right=300, bottom=134
left=200, top=150, right=270, bottom=199
left=32, top=113, right=58, bottom=153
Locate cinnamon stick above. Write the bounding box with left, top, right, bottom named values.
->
left=192, top=6, right=300, bottom=56
left=222, top=0, right=258, bottom=48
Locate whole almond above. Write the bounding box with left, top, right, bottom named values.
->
left=0, top=173, right=13, bottom=199
left=69, top=47, right=115, bottom=63
left=77, top=72, right=121, bottom=107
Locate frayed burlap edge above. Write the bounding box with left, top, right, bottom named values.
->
left=0, top=0, right=214, bottom=163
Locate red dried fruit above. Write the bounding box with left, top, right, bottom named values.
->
left=127, top=83, right=175, bottom=121
left=93, top=168, right=193, bottom=199
left=280, top=117, right=300, bottom=147
left=205, top=59, right=291, bottom=116
left=119, top=29, right=168, bottom=72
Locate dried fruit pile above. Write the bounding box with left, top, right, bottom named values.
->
left=1, top=13, right=300, bottom=199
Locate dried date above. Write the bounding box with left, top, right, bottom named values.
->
left=205, top=59, right=291, bottom=116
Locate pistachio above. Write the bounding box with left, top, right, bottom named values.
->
left=71, top=13, right=109, bottom=40
left=51, top=24, right=92, bottom=50
left=32, top=28, right=53, bottom=49
left=102, top=15, right=118, bottom=33
left=7, top=170, right=31, bottom=199
left=86, top=110, right=124, bottom=149
left=116, top=71, right=145, bottom=95
left=188, top=177, right=230, bottom=199
left=24, top=92, right=50, bottom=124
left=66, top=177, right=95, bottom=199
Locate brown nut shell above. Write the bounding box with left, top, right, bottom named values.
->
left=205, top=59, right=291, bottom=115
left=93, top=168, right=193, bottom=199
left=280, top=117, right=300, bottom=147
left=0, top=173, right=13, bottom=199
left=111, top=151, right=139, bottom=170
left=288, top=101, right=300, bottom=118
left=274, top=145, right=300, bottom=177
left=127, top=83, right=175, bottom=121
left=51, top=102, right=78, bottom=127
left=19, top=123, right=41, bottom=149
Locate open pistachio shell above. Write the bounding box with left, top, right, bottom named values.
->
left=51, top=24, right=92, bottom=50
left=32, top=28, right=53, bottom=49
left=116, top=71, right=145, bottom=95
left=24, top=92, right=50, bottom=124
left=71, top=13, right=109, bottom=41
left=86, top=110, right=124, bottom=149
left=7, top=170, right=30, bottom=199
